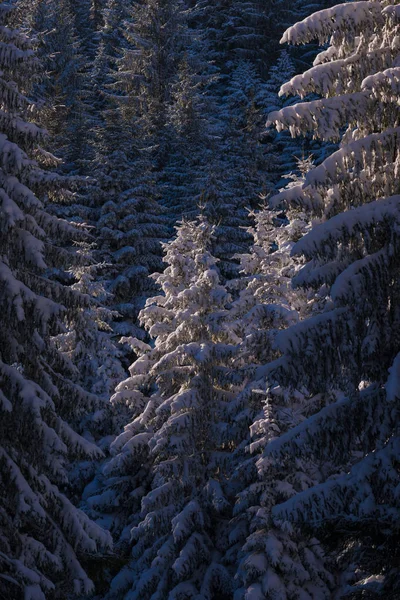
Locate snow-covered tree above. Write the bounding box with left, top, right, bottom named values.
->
left=223, top=197, right=333, bottom=599
left=69, top=0, right=100, bottom=58
left=159, top=45, right=222, bottom=221
left=53, top=244, right=126, bottom=401
left=86, top=0, right=174, bottom=344
left=261, top=50, right=302, bottom=184
left=194, top=0, right=336, bottom=78
left=194, top=0, right=292, bottom=76
left=116, top=0, right=186, bottom=143
left=200, top=61, right=270, bottom=278
left=13, top=0, right=129, bottom=394
left=161, top=58, right=271, bottom=279
left=0, top=6, right=112, bottom=598
left=96, top=172, right=171, bottom=341
left=88, top=218, right=245, bottom=599
left=88, top=0, right=133, bottom=157
left=241, top=1, right=400, bottom=596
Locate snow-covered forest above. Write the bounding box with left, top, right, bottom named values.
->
left=1, top=0, right=399, bottom=598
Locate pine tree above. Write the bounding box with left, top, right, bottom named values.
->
left=12, top=0, right=128, bottom=395
left=159, top=42, right=221, bottom=222
left=53, top=244, right=126, bottom=400
left=12, top=0, right=97, bottom=173
left=0, top=6, right=111, bottom=598
left=96, top=169, right=171, bottom=341
left=193, top=0, right=293, bottom=77
left=241, top=1, right=400, bottom=596
left=193, top=0, right=335, bottom=78
left=88, top=218, right=245, bottom=599
left=222, top=0, right=297, bottom=76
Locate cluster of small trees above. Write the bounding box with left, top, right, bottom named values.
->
left=1, top=0, right=399, bottom=599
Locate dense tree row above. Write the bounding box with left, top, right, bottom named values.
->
left=1, top=0, right=399, bottom=599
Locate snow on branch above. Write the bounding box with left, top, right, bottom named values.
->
left=291, top=195, right=400, bottom=260
left=267, top=92, right=370, bottom=140
left=272, top=437, right=400, bottom=527
left=281, top=2, right=384, bottom=46
left=280, top=48, right=396, bottom=99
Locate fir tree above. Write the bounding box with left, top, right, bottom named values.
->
left=225, top=198, right=327, bottom=599
left=88, top=218, right=244, bottom=599
left=43, top=0, right=90, bottom=171
left=116, top=0, right=186, bottom=143
left=241, top=1, right=400, bottom=596
left=87, top=0, right=174, bottom=344
left=0, top=6, right=111, bottom=598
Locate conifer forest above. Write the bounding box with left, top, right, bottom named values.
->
left=1, top=0, right=400, bottom=598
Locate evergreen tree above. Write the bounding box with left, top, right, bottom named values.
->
left=0, top=6, right=111, bottom=598
left=96, top=170, right=171, bottom=341
left=44, top=0, right=90, bottom=171
left=222, top=0, right=297, bottom=76
left=203, top=60, right=272, bottom=277
left=224, top=197, right=328, bottom=599
left=53, top=244, right=126, bottom=400
left=88, top=218, right=244, bottom=599
left=241, top=1, right=400, bottom=596
left=262, top=50, right=301, bottom=184
left=87, top=0, right=174, bottom=344
left=116, top=0, right=186, bottom=143
left=193, top=0, right=292, bottom=77
left=163, top=57, right=271, bottom=279
left=193, top=0, right=336, bottom=78
left=159, top=43, right=221, bottom=222
left=12, top=0, right=97, bottom=173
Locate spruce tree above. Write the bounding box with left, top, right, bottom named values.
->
left=87, top=0, right=173, bottom=344
left=116, top=0, right=186, bottom=143
left=0, top=6, right=111, bottom=598
left=224, top=198, right=329, bottom=599
left=241, top=1, right=400, bottom=596
left=88, top=218, right=244, bottom=599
